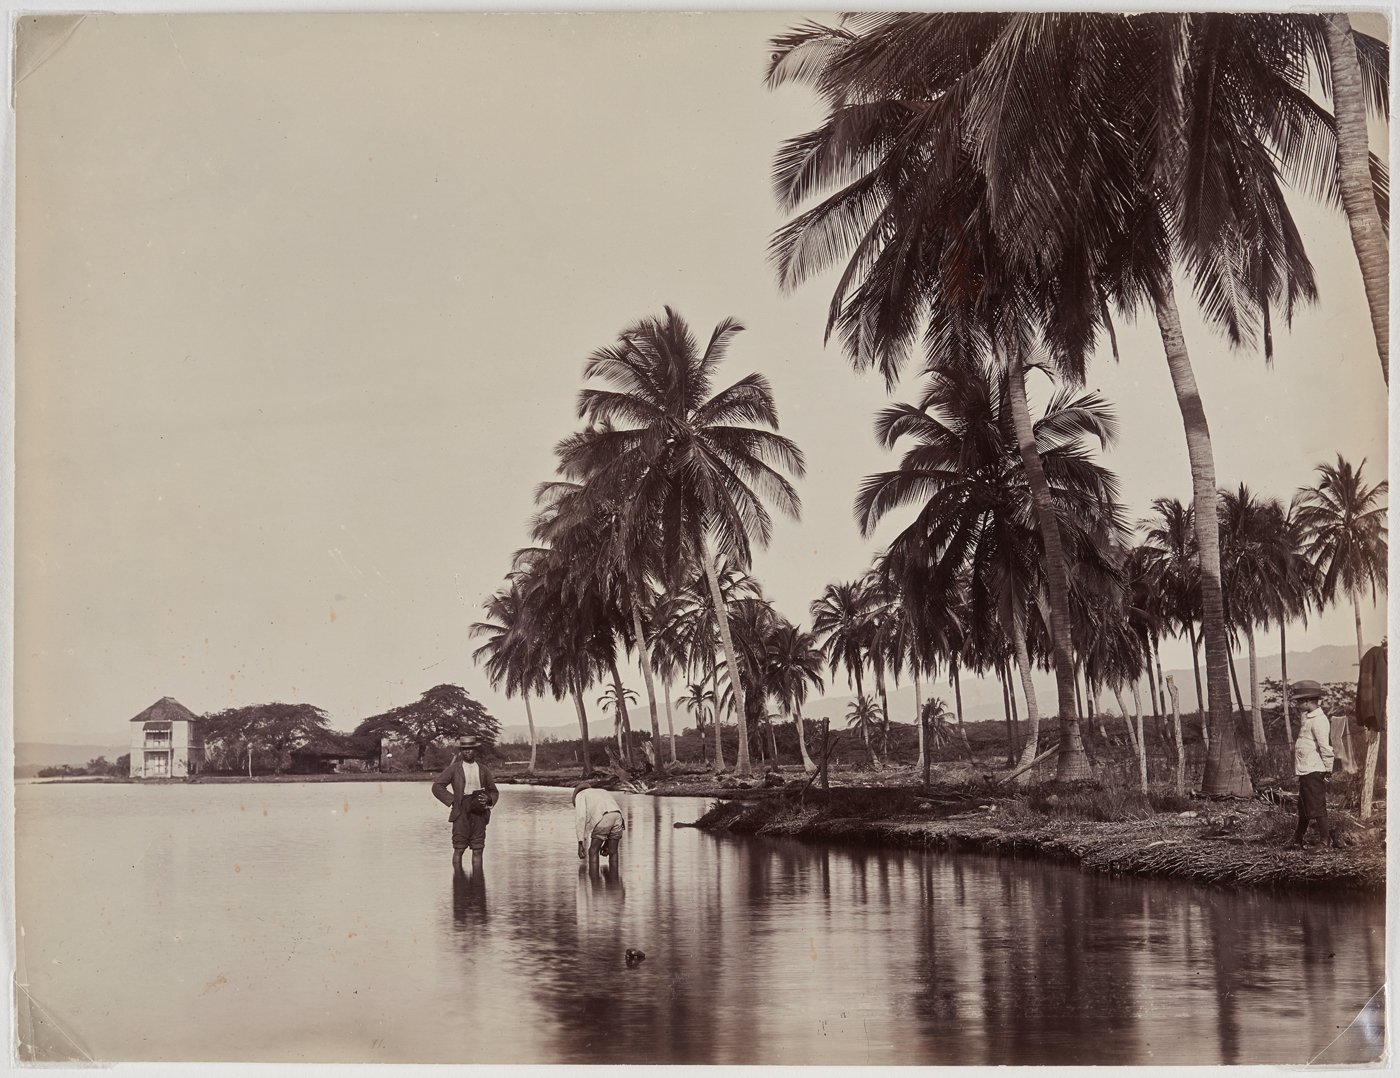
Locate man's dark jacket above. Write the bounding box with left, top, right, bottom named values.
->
left=431, top=755, right=501, bottom=824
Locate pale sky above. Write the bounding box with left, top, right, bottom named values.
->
left=14, top=11, right=1391, bottom=745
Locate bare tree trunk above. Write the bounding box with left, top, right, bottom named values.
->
left=662, top=679, right=677, bottom=765
left=700, top=543, right=749, bottom=776
left=571, top=682, right=593, bottom=777
left=1167, top=675, right=1185, bottom=794
left=1155, top=284, right=1251, bottom=796
left=630, top=597, right=664, bottom=772
left=524, top=693, right=538, bottom=774
left=1324, top=12, right=1389, bottom=384
left=1005, top=339, right=1091, bottom=781
left=1353, top=594, right=1366, bottom=663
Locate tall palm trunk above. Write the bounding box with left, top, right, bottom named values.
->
left=662, top=679, right=677, bottom=765
left=609, top=661, right=633, bottom=764
left=700, top=543, right=749, bottom=776
left=999, top=660, right=1015, bottom=765
left=629, top=597, right=664, bottom=772
left=1143, top=642, right=1163, bottom=736
left=1279, top=618, right=1293, bottom=742
left=1188, top=620, right=1209, bottom=751
left=1228, top=648, right=1246, bottom=716
left=1245, top=624, right=1265, bottom=748
left=951, top=660, right=970, bottom=757
left=1130, top=681, right=1148, bottom=792
left=524, top=693, right=538, bottom=774
left=709, top=652, right=726, bottom=771
left=1005, top=340, right=1091, bottom=781
left=1154, top=634, right=1169, bottom=722
left=1353, top=592, right=1366, bottom=663
left=875, top=668, right=891, bottom=757
left=1187, top=620, right=1205, bottom=715
left=1154, top=284, right=1251, bottom=796
left=913, top=666, right=925, bottom=774
left=1114, top=685, right=1138, bottom=756
left=1009, top=615, right=1044, bottom=778
left=571, top=680, right=593, bottom=777
left=793, top=702, right=815, bottom=773
left=1324, top=13, right=1389, bottom=384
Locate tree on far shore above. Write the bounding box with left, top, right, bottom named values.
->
left=354, top=684, right=499, bottom=770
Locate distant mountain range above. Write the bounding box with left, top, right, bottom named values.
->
left=16, top=644, right=1365, bottom=765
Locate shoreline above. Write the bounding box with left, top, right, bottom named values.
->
left=689, top=794, right=1386, bottom=896
left=27, top=766, right=1386, bottom=895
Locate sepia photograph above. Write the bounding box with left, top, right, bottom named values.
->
left=8, top=5, right=1391, bottom=1068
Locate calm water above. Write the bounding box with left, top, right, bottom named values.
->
left=15, top=781, right=1385, bottom=1064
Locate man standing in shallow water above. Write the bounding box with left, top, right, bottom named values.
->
left=432, top=734, right=499, bottom=870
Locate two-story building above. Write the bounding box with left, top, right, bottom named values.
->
left=129, top=697, right=204, bottom=778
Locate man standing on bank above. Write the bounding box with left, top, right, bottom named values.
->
left=1291, top=680, right=1337, bottom=850
left=574, top=781, right=625, bottom=872
left=432, top=734, right=499, bottom=870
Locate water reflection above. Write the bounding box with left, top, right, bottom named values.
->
left=14, top=782, right=1385, bottom=1065
left=451, top=864, right=489, bottom=931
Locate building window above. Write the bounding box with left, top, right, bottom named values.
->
left=143, top=751, right=170, bottom=778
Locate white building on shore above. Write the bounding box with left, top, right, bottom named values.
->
left=128, top=697, right=204, bottom=778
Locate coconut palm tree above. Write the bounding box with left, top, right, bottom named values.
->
left=530, top=474, right=664, bottom=769
left=679, top=681, right=715, bottom=764
left=1141, top=498, right=1206, bottom=723
left=856, top=359, right=1126, bottom=774
left=510, top=544, right=616, bottom=777
left=1262, top=498, right=1320, bottom=741
left=470, top=583, right=544, bottom=773
left=559, top=309, right=805, bottom=778
left=845, top=695, right=883, bottom=760
left=810, top=580, right=878, bottom=759
left=1296, top=456, right=1388, bottom=662
left=766, top=619, right=825, bottom=772
left=1218, top=485, right=1289, bottom=748
left=652, top=560, right=762, bottom=771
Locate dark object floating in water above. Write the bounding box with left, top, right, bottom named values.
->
left=624, top=949, right=646, bottom=967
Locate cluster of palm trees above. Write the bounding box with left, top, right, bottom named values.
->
left=471, top=309, right=814, bottom=779
left=471, top=14, right=1387, bottom=795
left=765, top=12, right=1388, bottom=796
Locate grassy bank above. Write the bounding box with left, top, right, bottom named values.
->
left=685, top=776, right=1386, bottom=894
